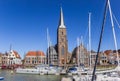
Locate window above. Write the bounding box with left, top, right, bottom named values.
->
left=102, top=60, right=104, bottom=63
left=32, top=61, right=34, bottom=64
left=62, top=59, right=64, bottom=64
left=61, top=32, right=63, bottom=35
left=104, top=60, right=106, bottom=63
left=61, top=46, right=64, bottom=55
left=61, top=38, right=64, bottom=42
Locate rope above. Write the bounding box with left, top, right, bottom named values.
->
left=113, top=13, right=120, bottom=29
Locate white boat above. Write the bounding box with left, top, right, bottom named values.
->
left=16, top=68, right=39, bottom=74
left=73, top=75, right=92, bottom=81
left=37, top=65, right=48, bottom=75
left=16, top=64, right=48, bottom=75
left=38, top=65, right=60, bottom=75
left=97, top=73, right=120, bottom=81
left=16, top=64, right=60, bottom=75
left=60, top=70, right=66, bottom=75
left=47, top=66, right=59, bottom=75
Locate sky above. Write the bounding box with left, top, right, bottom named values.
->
left=0, top=0, right=120, bottom=59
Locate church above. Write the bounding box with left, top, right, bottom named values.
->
left=46, top=7, right=71, bottom=67
left=46, top=7, right=89, bottom=67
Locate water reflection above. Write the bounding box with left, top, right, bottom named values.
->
left=0, top=70, right=63, bottom=81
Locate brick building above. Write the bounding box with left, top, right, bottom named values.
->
left=24, top=51, right=46, bottom=67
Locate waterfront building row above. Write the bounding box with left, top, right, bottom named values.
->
left=0, top=50, right=46, bottom=68
left=69, top=44, right=120, bottom=67
left=0, top=49, right=120, bottom=69
left=0, top=50, right=22, bottom=69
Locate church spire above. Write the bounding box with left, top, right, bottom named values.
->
left=59, top=7, right=66, bottom=28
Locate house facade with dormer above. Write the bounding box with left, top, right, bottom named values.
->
left=7, top=50, right=22, bottom=66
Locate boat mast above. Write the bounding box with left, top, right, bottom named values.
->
left=88, top=12, right=92, bottom=70
left=80, top=36, right=83, bottom=64
left=91, top=0, right=108, bottom=81
left=77, top=37, right=80, bottom=67
left=81, top=36, right=85, bottom=65
left=50, top=40, right=54, bottom=65
left=87, top=44, right=89, bottom=67
left=47, top=28, right=50, bottom=66
left=108, top=0, right=119, bottom=66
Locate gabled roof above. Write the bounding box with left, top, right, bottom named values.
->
left=26, top=51, right=45, bottom=57
left=104, top=50, right=112, bottom=55
left=12, top=50, right=21, bottom=59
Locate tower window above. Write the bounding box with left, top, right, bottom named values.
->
left=61, top=46, right=64, bottom=55
left=62, top=59, right=64, bottom=64
left=61, top=38, right=64, bottom=42
left=62, top=32, right=63, bottom=35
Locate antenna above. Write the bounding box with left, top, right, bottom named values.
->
left=9, top=44, right=12, bottom=52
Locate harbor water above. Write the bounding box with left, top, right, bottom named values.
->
left=0, top=70, right=64, bottom=81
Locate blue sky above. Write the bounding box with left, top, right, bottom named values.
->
left=0, top=0, right=120, bottom=59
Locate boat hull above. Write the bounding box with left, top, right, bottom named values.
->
left=16, top=68, right=39, bottom=74
left=0, top=77, right=4, bottom=80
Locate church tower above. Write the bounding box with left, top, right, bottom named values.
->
left=57, top=7, right=68, bottom=67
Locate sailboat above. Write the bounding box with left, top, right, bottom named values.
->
left=71, top=11, right=93, bottom=81
left=72, top=0, right=120, bottom=81
left=92, top=0, right=120, bottom=81
left=46, top=28, right=60, bottom=75
left=16, top=29, right=58, bottom=75
left=68, top=37, right=84, bottom=75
